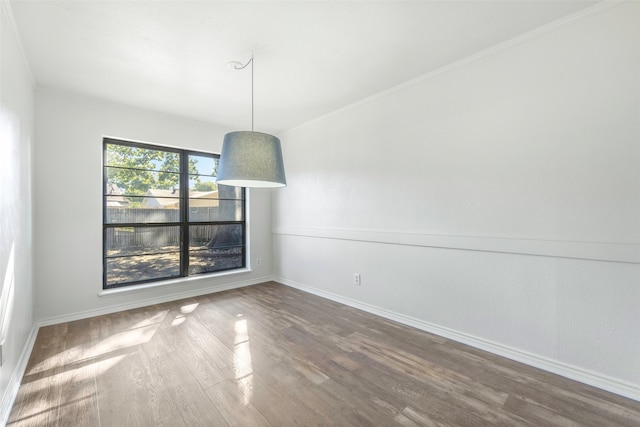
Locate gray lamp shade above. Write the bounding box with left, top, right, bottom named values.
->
left=216, top=131, right=287, bottom=188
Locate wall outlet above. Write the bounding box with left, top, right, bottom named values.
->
left=354, top=273, right=361, bottom=286
left=256, top=258, right=262, bottom=266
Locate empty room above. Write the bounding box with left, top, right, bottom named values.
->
left=1, top=0, right=639, bottom=425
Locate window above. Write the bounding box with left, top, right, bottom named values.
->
left=103, top=138, right=245, bottom=289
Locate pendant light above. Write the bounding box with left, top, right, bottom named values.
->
left=216, top=57, right=287, bottom=188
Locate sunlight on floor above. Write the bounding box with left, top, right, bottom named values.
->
left=92, top=354, right=127, bottom=376
left=171, top=316, right=186, bottom=326
left=131, top=309, right=170, bottom=329
left=172, top=302, right=199, bottom=326
left=234, top=315, right=254, bottom=405
left=180, top=302, right=199, bottom=314
left=26, top=309, right=169, bottom=389
left=11, top=306, right=170, bottom=425
left=90, top=323, right=161, bottom=358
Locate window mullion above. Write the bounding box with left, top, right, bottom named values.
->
left=180, top=151, right=190, bottom=277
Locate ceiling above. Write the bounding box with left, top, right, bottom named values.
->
left=10, top=0, right=597, bottom=134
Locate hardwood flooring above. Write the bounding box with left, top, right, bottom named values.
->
left=8, top=281, right=640, bottom=426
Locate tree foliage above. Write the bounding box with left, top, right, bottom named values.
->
left=192, top=181, right=218, bottom=192
left=105, top=144, right=201, bottom=198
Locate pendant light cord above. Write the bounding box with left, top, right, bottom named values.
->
left=233, top=57, right=255, bottom=131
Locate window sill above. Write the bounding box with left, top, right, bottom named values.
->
left=98, top=268, right=252, bottom=298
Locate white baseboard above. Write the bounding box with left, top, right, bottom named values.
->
left=37, top=275, right=273, bottom=327
left=276, top=276, right=640, bottom=402
left=0, top=325, right=38, bottom=427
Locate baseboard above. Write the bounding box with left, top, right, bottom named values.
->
left=0, top=325, right=38, bottom=427
left=37, top=275, right=273, bottom=327
left=276, top=277, right=640, bottom=402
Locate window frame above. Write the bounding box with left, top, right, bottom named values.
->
left=102, top=137, right=246, bottom=289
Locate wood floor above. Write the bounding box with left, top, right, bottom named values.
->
left=8, top=282, right=640, bottom=426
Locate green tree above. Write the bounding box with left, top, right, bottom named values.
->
left=192, top=181, right=218, bottom=192
left=105, top=144, right=199, bottom=205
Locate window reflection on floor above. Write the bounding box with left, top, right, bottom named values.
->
left=233, top=315, right=253, bottom=405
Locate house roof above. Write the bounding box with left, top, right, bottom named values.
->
left=142, top=189, right=219, bottom=208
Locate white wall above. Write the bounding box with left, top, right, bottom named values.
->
left=0, top=1, right=35, bottom=420
left=273, top=3, right=640, bottom=399
left=33, top=89, right=274, bottom=322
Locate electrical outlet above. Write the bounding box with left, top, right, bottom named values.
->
left=256, top=258, right=262, bottom=266
left=354, top=273, right=361, bottom=286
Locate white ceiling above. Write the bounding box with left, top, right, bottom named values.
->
left=10, top=0, right=597, bottom=133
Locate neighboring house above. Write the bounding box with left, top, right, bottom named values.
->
left=188, top=190, right=220, bottom=208
left=105, top=182, right=129, bottom=207
left=141, top=188, right=219, bottom=208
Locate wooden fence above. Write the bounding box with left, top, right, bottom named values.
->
left=106, top=207, right=239, bottom=249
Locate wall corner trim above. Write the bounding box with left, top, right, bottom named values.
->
left=1, top=0, right=36, bottom=88
left=275, top=277, right=640, bottom=403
